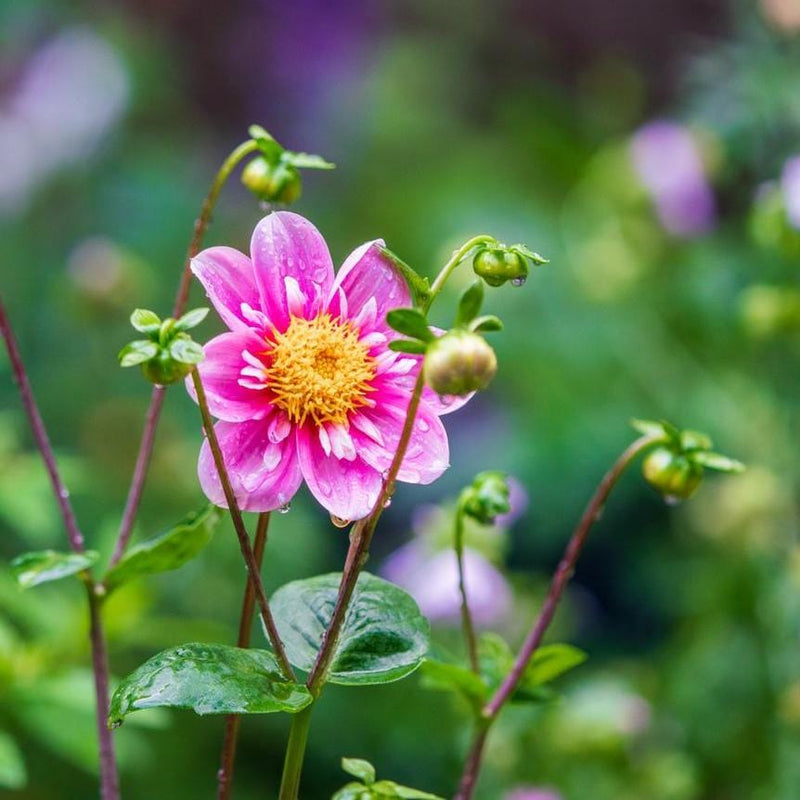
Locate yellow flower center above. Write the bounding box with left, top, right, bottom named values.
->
left=265, top=314, right=376, bottom=427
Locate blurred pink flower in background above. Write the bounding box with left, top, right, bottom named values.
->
left=780, top=154, right=800, bottom=229
left=630, top=120, right=716, bottom=238
left=504, top=788, right=562, bottom=800
left=189, top=211, right=465, bottom=520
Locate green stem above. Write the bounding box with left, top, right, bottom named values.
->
left=109, top=138, right=259, bottom=570
left=191, top=370, right=295, bottom=681
left=454, top=434, right=659, bottom=800
left=278, top=706, right=313, bottom=800
left=424, top=235, right=497, bottom=313
left=454, top=502, right=480, bottom=674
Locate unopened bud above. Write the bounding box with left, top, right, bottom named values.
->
left=642, top=446, right=703, bottom=503
left=241, top=156, right=302, bottom=204
left=424, top=330, right=497, bottom=397
left=461, top=471, right=511, bottom=524
left=472, top=247, right=529, bottom=287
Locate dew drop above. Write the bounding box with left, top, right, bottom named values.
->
left=383, top=497, right=392, bottom=508
left=511, top=276, right=527, bottom=287
left=278, top=502, right=291, bottom=514
left=330, top=515, right=350, bottom=528
left=59, top=488, right=70, bottom=500
left=417, top=419, right=430, bottom=432
left=663, top=495, right=681, bottom=507
left=318, top=479, right=332, bottom=497
left=438, top=395, right=455, bottom=407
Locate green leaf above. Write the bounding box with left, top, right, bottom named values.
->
left=522, top=643, right=588, bottom=688
left=130, top=308, right=161, bottom=334
left=342, top=758, right=376, bottom=785
left=248, top=124, right=284, bottom=163
left=332, top=784, right=368, bottom=800
left=104, top=506, right=220, bottom=592
left=168, top=337, right=205, bottom=365
left=10, top=549, right=98, bottom=589
left=271, top=572, right=430, bottom=686
left=119, top=340, right=159, bottom=367
left=379, top=782, right=443, bottom=799
left=174, top=307, right=209, bottom=331
left=109, top=643, right=312, bottom=725
left=510, top=244, right=548, bottom=264
left=377, top=247, right=432, bottom=307
left=630, top=418, right=669, bottom=439
left=692, top=451, right=745, bottom=473
left=419, top=659, right=488, bottom=705
left=388, top=339, right=428, bottom=355
left=385, top=309, right=434, bottom=342
left=284, top=151, right=336, bottom=169
left=455, top=281, right=484, bottom=327
left=679, top=429, right=713, bottom=452
left=0, top=732, right=26, bottom=789
left=469, top=314, right=503, bottom=333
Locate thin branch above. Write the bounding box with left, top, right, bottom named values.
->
left=191, top=370, right=295, bottom=681
left=0, top=294, right=85, bottom=553
left=216, top=511, right=271, bottom=800
left=454, top=503, right=479, bottom=674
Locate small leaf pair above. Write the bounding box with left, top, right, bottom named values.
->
left=333, top=757, right=443, bottom=800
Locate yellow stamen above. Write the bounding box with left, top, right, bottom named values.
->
left=264, top=314, right=375, bottom=426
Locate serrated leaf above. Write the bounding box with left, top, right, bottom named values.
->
left=284, top=151, right=336, bottom=169
left=342, top=758, right=376, bottom=785
left=168, top=337, right=205, bottom=365
left=510, top=244, right=548, bottom=264
left=104, top=506, right=219, bottom=592
left=455, top=281, right=484, bottom=327
left=130, top=309, right=161, bottom=334
left=385, top=309, right=434, bottom=342
left=271, top=572, right=430, bottom=686
left=388, top=339, right=428, bottom=355
left=469, top=315, right=503, bottom=333
left=10, top=550, right=98, bottom=589
left=109, top=643, right=312, bottom=725
left=419, top=659, right=488, bottom=705
left=119, top=340, right=159, bottom=367
left=174, top=307, right=209, bottom=331
left=691, top=451, right=745, bottom=473
left=0, top=732, right=26, bottom=789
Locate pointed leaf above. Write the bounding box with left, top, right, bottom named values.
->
left=130, top=309, right=161, bottom=334
left=10, top=550, right=98, bottom=589
left=284, top=151, right=336, bottom=169
left=0, top=732, right=26, bottom=789
left=174, top=307, right=209, bottom=331
left=630, top=418, right=668, bottom=439
left=455, top=281, right=484, bottom=328
left=104, top=506, right=220, bottom=592
left=271, top=572, right=430, bottom=686
left=469, top=315, right=503, bottom=333
left=248, top=124, right=284, bottom=163
left=419, top=659, right=488, bottom=705
left=119, top=340, right=159, bottom=367
left=109, top=643, right=312, bottom=725
left=342, top=758, right=376, bottom=785
left=388, top=339, right=428, bottom=355
left=522, top=643, right=588, bottom=688
left=510, top=244, right=548, bottom=264
left=168, top=337, right=205, bottom=365
left=379, top=782, right=444, bottom=799
left=385, top=309, right=434, bottom=342
left=679, top=429, right=713, bottom=452
left=692, top=451, right=745, bottom=473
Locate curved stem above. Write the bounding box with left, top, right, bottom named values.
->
left=0, top=295, right=85, bottom=554
left=216, top=511, right=271, bottom=800
left=454, top=434, right=658, bottom=800
left=191, top=370, right=295, bottom=681
left=454, top=502, right=479, bottom=674
left=425, top=235, right=496, bottom=313
left=87, top=586, right=120, bottom=800
left=109, top=139, right=259, bottom=569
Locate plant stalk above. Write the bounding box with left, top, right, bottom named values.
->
left=191, top=370, right=295, bottom=681
left=454, top=503, right=480, bottom=674
left=216, top=512, right=271, bottom=800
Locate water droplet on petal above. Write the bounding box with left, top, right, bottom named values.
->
left=438, top=395, right=455, bottom=407
left=511, top=276, right=527, bottom=287
left=318, top=479, right=332, bottom=497
left=418, top=419, right=430, bottom=432
left=330, top=515, right=350, bottom=528
left=278, top=502, right=291, bottom=514
left=383, top=497, right=392, bottom=508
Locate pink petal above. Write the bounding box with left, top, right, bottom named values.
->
left=198, top=418, right=302, bottom=512
left=185, top=330, right=270, bottom=422
left=250, top=212, right=334, bottom=329
left=296, top=425, right=382, bottom=521
left=350, top=392, right=449, bottom=484
left=190, top=246, right=262, bottom=331
left=326, top=240, right=411, bottom=333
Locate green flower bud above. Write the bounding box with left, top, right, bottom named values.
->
left=472, top=247, right=529, bottom=287
left=424, top=330, right=497, bottom=397
left=139, top=349, right=195, bottom=386
left=642, top=446, right=703, bottom=503
left=241, top=156, right=302, bottom=204
left=461, top=471, right=511, bottom=524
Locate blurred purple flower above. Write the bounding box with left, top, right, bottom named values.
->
left=630, top=121, right=715, bottom=238
left=781, top=155, right=800, bottom=229
left=381, top=541, right=512, bottom=626
left=505, top=789, right=562, bottom=800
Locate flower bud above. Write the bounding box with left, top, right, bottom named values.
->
left=642, top=446, right=703, bottom=503
left=423, top=330, right=497, bottom=397
left=461, top=471, right=511, bottom=524
left=473, top=247, right=529, bottom=287
left=241, top=156, right=302, bottom=204
left=140, top=348, right=195, bottom=386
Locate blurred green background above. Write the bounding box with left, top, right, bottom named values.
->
left=2, top=0, right=800, bottom=797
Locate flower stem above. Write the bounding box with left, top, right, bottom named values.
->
left=191, top=370, right=295, bottom=681
left=454, top=434, right=658, bottom=800
left=425, top=235, right=497, bottom=312
left=86, top=585, right=121, bottom=800
left=216, top=511, right=271, bottom=800
left=277, top=373, right=427, bottom=800
left=454, top=502, right=480, bottom=674
left=109, top=138, right=259, bottom=569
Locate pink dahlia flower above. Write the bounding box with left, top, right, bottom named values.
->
left=187, top=211, right=463, bottom=521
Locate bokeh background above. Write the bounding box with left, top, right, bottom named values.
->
left=3, top=0, right=800, bottom=797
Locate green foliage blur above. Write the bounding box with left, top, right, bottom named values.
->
left=2, top=1, right=800, bottom=798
